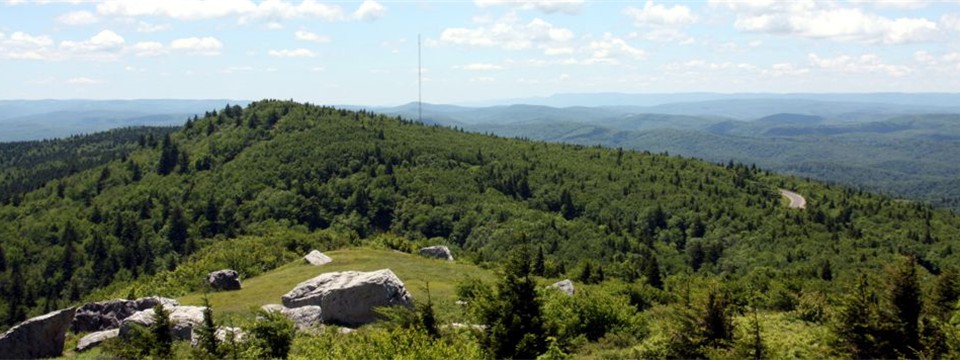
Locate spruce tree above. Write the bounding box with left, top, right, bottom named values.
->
left=166, top=206, right=189, bottom=254
left=532, top=246, right=545, bottom=277
left=891, top=256, right=922, bottom=356
left=150, top=304, right=173, bottom=358
left=483, top=245, right=546, bottom=359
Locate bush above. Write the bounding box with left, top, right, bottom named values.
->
left=251, top=309, right=296, bottom=359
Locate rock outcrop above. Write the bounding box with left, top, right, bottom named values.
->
left=304, top=250, right=333, bottom=266
left=418, top=246, right=454, bottom=261
left=261, top=304, right=323, bottom=329
left=0, top=307, right=76, bottom=359
left=207, top=269, right=241, bottom=291
left=72, top=297, right=180, bottom=333
left=550, top=279, right=576, bottom=296
left=281, top=269, right=412, bottom=326
left=119, top=305, right=207, bottom=341
left=76, top=329, right=119, bottom=352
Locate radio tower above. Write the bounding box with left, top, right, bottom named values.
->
left=418, top=33, right=422, bottom=124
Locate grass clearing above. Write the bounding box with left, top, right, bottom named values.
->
left=177, top=247, right=497, bottom=321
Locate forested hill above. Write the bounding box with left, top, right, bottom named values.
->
left=1, top=100, right=959, bottom=356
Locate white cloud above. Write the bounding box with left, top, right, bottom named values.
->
left=220, top=65, right=253, bottom=74
left=440, top=14, right=573, bottom=50
left=541, top=45, right=574, bottom=55
left=712, top=0, right=940, bottom=44
left=136, top=21, right=170, bottom=33
left=57, top=11, right=99, bottom=26
left=809, top=53, right=911, bottom=77
left=469, top=76, right=495, bottom=83
left=942, top=14, right=960, bottom=32
left=59, top=30, right=125, bottom=53
left=96, top=0, right=344, bottom=22
left=6, top=31, right=53, bottom=47
left=454, top=63, right=504, bottom=70
left=0, top=32, right=55, bottom=60
left=66, top=77, right=102, bottom=85
left=585, top=33, right=646, bottom=63
left=295, top=30, right=330, bottom=43
left=640, top=28, right=695, bottom=44
left=624, top=1, right=697, bottom=26
left=268, top=48, right=317, bottom=57
left=131, top=41, right=166, bottom=57
left=762, top=63, right=810, bottom=77
left=475, top=0, right=584, bottom=15
left=170, top=36, right=223, bottom=56
left=311, top=66, right=325, bottom=72
left=354, top=0, right=386, bottom=21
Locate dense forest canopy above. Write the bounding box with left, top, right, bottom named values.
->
left=1, top=100, right=959, bottom=358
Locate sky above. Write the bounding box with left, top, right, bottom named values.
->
left=1, top=0, right=960, bottom=106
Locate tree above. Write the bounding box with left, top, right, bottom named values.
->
left=890, top=256, right=922, bottom=355
left=532, top=246, right=545, bottom=277
left=251, top=309, right=296, bottom=359
left=150, top=304, right=173, bottom=358
left=645, top=256, right=663, bottom=289
left=702, top=286, right=734, bottom=347
left=166, top=206, right=189, bottom=254
left=157, top=135, right=179, bottom=175
left=195, top=297, right=220, bottom=358
left=933, top=267, right=959, bottom=319
left=481, top=245, right=546, bottom=359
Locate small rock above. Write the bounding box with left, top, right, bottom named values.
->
left=261, top=304, right=323, bottom=330
left=281, top=269, right=413, bottom=326
left=304, top=250, right=333, bottom=266
left=76, top=329, right=119, bottom=352
left=207, top=269, right=241, bottom=291
left=455, top=300, right=468, bottom=306
left=418, top=246, right=454, bottom=261
left=550, top=279, right=576, bottom=296
left=0, top=307, right=76, bottom=359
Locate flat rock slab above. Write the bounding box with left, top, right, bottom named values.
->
left=119, top=305, right=206, bottom=341
left=418, top=246, right=454, bottom=261
left=281, top=269, right=412, bottom=326
left=304, top=250, right=333, bottom=266
left=76, top=329, right=119, bottom=352
left=0, top=307, right=76, bottom=359
left=261, top=304, right=323, bottom=329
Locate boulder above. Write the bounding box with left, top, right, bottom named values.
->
left=76, top=329, right=119, bottom=352
left=550, top=279, right=576, bottom=296
left=304, top=250, right=333, bottom=266
left=207, top=269, right=241, bottom=291
left=281, top=269, right=413, bottom=326
left=418, top=246, right=454, bottom=261
left=261, top=304, right=323, bottom=329
left=119, top=305, right=207, bottom=341
left=192, top=326, right=245, bottom=346
left=72, top=297, right=180, bottom=333
left=0, top=307, right=76, bottom=359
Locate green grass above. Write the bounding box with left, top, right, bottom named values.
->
left=177, top=247, right=497, bottom=321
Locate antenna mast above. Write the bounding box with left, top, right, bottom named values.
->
left=418, top=34, right=422, bottom=123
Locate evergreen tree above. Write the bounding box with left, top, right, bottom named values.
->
left=150, top=304, right=173, bottom=358
left=579, top=262, right=593, bottom=284
left=933, top=267, right=959, bottom=320
left=157, top=135, right=178, bottom=175
left=195, top=297, right=220, bottom=357
left=532, top=246, right=545, bottom=277
left=166, top=206, right=189, bottom=254
left=645, top=256, right=663, bottom=289
left=891, top=256, right=922, bottom=355
left=702, top=287, right=734, bottom=347
left=482, top=245, right=546, bottom=359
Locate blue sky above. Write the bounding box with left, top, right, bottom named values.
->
left=1, top=0, right=960, bottom=105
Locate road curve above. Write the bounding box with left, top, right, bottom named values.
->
left=779, top=189, right=807, bottom=209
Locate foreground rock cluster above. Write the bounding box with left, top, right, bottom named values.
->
left=0, top=251, right=416, bottom=357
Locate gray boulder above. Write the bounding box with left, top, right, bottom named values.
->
left=207, top=269, right=241, bottom=291
left=119, top=305, right=207, bottom=341
left=304, top=250, right=333, bottom=266
left=72, top=297, right=179, bottom=332
left=418, top=246, right=454, bottom=261
left=550, top=279, right=576, bottom=296
left=0, top=307, right=76, bottom=359
left=192, top=326, right=245, bottom=346
left=261, top=304, right=323, bottom=329
left=281, top=269, right=413, bottom=326
left=76, top=329, right=119, bottom=352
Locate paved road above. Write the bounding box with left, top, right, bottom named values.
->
left=779, top=189, right=807, bottom=209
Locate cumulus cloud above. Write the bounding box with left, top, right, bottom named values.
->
left=453, top=63, right=504, bottom=70
left=0, top=31, right=55, bottom=60
left=711, top=0, right=940, bottom=44
left=469, top=76, right=496, bottom=83
left=942, top=14, right=960, bottom=32
left=474, top=0, right=583, bottom=15
left=96, top=0, right=344, bottom=22
left=268, top=48, right=317, bottom=57
left=440, top=13, right=573, bottom=51
left=136, top=21, right=171, bottom=33
left=809, top=53, right=911, bottom=77
left=295, top=30, right=330, bottom=43
left=59, top=30, right=124, bottom=53
left=6, top=31, right=53, bottom=47
left=624, top=1, right=697, bottom=26
left=131, top=41, right=166, bottom=57
left=762, top=63, right=810, bottom=77
left=354, top=0, right=386, bottom=21
left=57, top=11, right=99, bottom=26
left=585, top=33, right=646, bottom=64
left=170, top=36, right=223, bottom=56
